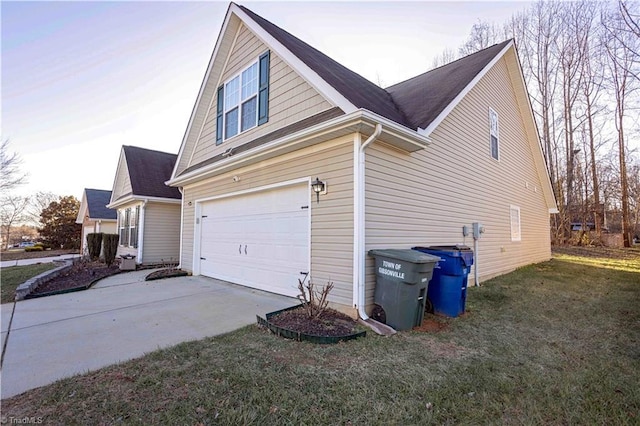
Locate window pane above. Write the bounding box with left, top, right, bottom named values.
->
left=241, top=97, right=257, bottom=131
left=241, top=63, right=258, bottom=100
left=491, top=135, right=499, bottom=160
left=510, top=206, right=521, bottom=241
left=225, top=107, right=238, bottom=139
left=225, top=76, right=239, bottom=109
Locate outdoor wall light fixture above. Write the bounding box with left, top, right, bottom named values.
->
left=311, top=177, right=326, bottom=203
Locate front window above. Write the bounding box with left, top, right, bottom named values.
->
left=118, top=206, right=140, bottom=247
left=129, top=206, right=139, bottom=248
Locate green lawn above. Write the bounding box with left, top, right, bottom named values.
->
left=2, top=249, right=639, bottom=424
left=1, top=263, right=57, bottom=304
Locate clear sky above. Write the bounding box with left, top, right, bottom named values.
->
left=2, top=1, right=531, bottom=200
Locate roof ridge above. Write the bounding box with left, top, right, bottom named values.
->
left=237, top=4, right=411, bottom=128
left=123, top=145, right=177, bottom=157
left=386, top=39, right=513, bottom=90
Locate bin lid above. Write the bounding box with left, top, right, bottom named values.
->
left=368, top=249, right=440, bottom=264
left=413, top=245, right=472, bottom=253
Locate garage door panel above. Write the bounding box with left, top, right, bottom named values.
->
left=199, top=184, right=309, bottom=297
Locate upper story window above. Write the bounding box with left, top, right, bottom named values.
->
left=216, top=51, right=270, bottom=145
left=489, top=107, right=499, bottom=160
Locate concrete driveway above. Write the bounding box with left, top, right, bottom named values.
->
left=0, top=270, right=296, bottom=399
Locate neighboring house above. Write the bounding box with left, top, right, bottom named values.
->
left=166, top=4, right=558, bottom=318
left=76, top=188, right=117, bottom=256
left=107, top=146, right=181, bottom=264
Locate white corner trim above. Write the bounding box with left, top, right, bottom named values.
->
left=418, top=40, right=514, bottom=137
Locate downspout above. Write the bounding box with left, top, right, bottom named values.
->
left=178, top=187, right=184, bottom=269
left=355, top=123, right=383, bottom=320
left=137, top=200, right=147, bottom=263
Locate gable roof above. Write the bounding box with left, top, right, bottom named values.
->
left=123, top=146, right=181, bottom=200
left=85, top=189, right=116, bottom=220
left=170, top=3, right=515, bottom=181
left=387, top=40, right=512, bottom=131
left=238, top=5, right=409, bottom=128
left=239, top=4, right=511, bottom=133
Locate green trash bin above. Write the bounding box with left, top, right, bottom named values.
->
left=368, top=249, right=441, bottom=331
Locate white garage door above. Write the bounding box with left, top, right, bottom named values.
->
left=199, top=183, right=309, bottom=297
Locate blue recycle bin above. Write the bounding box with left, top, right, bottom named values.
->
left=411, top=245, right=474, bottom=317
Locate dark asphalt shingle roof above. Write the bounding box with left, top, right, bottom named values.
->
left=123, top=146, right=181, bottom=199
left=239, top=4, right=511, bottom=132
left=386, top=40, right=512, bottom=130
left=85, top=189, right=116, bottom=220
left=239, top=5, right=410, bottom=128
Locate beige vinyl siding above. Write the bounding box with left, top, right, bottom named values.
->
left=364, top=56, right=551, bottom=306
left=111, top=152, right=133, bottom=202
left=188, top=23, right=333, bottom=170
left=181, top=136, right=354, bottom=310
left=98, top=222, right=118, bottom=235
left=141, top=202, right=181, bottom=264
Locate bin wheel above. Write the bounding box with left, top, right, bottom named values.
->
left=425, top=298, right=434, bottom=314
left=371, top=304, right=386, bottom=324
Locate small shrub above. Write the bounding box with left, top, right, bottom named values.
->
left=87, top=233, right=103, bottom=261
left=297, top=275, right=334, bottom=319
left=103, top=234, right=119, bottom=266
left=25, top=246, right=44, bottom=252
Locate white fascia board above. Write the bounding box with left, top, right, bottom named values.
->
left=231, top=4, right=357, bottom=115
left=418, top=40, right=514, bottom=137
left=109, top=148, right=126, bottom=205
left=107, top=195, right=181, bottom=209
left=75, top=190, right=88, bottom=224
left=166, top=109, right=429, bottom=187
left=507, top=44, right=558, bottom=212
left=88, top=218, right=116, bottom=223
left=170, top=4, right=236, bottom=181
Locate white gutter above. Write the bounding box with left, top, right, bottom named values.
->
left=107, top=195, right=181, bottom=210
left=167, top=109, right=429, bottom=188
left=355, top=123, right=383, bottom=320
left=137, top=200, right=147, bottom=263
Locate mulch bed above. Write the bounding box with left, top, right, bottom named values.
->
left=268, top=307, right=359, bottom=337
left=30, top=261, right=120, bottom=295
left=145, top=269, right=189, bottom=281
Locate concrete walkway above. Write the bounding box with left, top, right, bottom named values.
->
left=0, top=270, right=296, bottom=399
left=0, top=253, right=81, bottom=268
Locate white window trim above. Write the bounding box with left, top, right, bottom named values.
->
left=510, top=205, right=521, bottom=242
left=222, top=58, right=259, bottom=141
left=489, top=107, right=499, bottom=161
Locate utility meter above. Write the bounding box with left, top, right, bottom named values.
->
left=472, top=222, right=485, bottom=240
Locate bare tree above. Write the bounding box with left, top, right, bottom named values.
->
left=458, top=20, right=504, bottom=56
left=0, top=195, right=30, bottom=250
left=0, top=139, right=27, bottom=192
left=603, top=2, right=640, bottom=247
left=430, top=47, right=458, bottom=69
left=26, top=191, right=60, bottom=227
